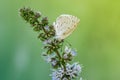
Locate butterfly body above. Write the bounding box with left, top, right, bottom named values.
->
left=53, top=14, right=80, bottom=40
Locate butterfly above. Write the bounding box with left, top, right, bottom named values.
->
left=53, top=14, right=80, bottom=40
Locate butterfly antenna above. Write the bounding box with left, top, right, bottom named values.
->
left=60, top=42, right=64, bottom=52
left=65, top=40, right=72, bottom=47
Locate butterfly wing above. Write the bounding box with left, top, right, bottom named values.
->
left=53, top=14, right=80, bottom=40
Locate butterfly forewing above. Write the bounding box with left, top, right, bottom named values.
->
left=53, top=14, right=80, bottom=40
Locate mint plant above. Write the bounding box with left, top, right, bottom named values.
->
left=19, top=7, right=82, bottom=80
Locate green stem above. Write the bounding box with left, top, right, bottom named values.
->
left=55, top=50, right=66, bottom=71
left=42, top=26, right=66, bottom=71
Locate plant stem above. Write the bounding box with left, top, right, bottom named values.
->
left=42, top=25, right=67, bottom=71
left=55, top=50, right=66, bottom=71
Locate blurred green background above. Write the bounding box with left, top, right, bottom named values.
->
left=0, top=0, right=120, bottom=80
